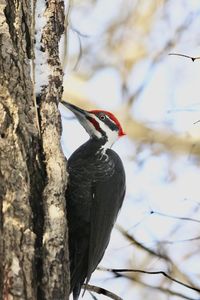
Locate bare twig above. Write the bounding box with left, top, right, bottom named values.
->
left=152, top=210, right=200, bottom=224
left=62, top=0, right=72, bottom=70
left=89, top=292, right=98, bottom=300
left=169, top=53, right=200, bottom=62
left=116, top=225, right=198, bottom=289
left=72, top=29, right=83, bottom=71
left=84, top=284, right=123, bottom=300
left=97, top=268, right=198, bottom=300
left=100, top=268, right=200, bottom=294
left=152, top=235, right=200, bottom=245
left=116, top=224, right=170, bottom=261
left=128, top=273, right=198, bottom=300
left=127, top=11, right=200, bottom=105
left=70, top=26, right=90, bottom=38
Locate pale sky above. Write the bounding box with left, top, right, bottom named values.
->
left=61, top=1, right=200, bottom=299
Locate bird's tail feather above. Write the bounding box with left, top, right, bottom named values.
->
left=73, top=284, right=81, bottom=300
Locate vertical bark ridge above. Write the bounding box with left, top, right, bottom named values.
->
left=0, top=1, right=43, bottom=299
left=37, top=1, right=70, bottom=299
left=0, top=1, right=69, bottom=299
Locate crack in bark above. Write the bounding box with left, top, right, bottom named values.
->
left=0, top=0, right=70, bottom=299
left=4, top=1, right=17, bottom=49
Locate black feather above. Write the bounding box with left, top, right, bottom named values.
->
left=66, top=138, right=126, bottom=299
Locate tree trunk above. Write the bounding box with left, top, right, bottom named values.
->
left=0, top=1, right=69, bottom=299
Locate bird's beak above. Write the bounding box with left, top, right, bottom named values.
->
left=61, top=101, right=89, bottom=118
left=61, top=101, right=95, bottom=137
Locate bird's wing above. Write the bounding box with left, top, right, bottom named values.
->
left=86, top=153, right=126, bottom=282
left=67, top=158, right=93, bottom=294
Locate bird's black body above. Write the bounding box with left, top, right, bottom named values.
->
left=66, top=139, right=125, bottom=299
left=61, top=101, right=126, bottom=299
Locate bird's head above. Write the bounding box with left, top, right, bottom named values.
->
left=61, top=101, right=125, bottom=148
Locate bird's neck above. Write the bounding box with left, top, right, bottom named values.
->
left=92, top=129, right=118, bottom=151
left=89, top=136, right=114, bottom=158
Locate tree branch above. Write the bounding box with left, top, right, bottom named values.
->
left=84, top=284, right=123, bottom=300
left=102, top=268, right=200, bottom=293
left=169, top=53, right=200, bottom=62
left=125, top=273, right=198, bottom=300
left=152, top=210, right=200, bottom=224
left=116, top=225, right=198, bottom=289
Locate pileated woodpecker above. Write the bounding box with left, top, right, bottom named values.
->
left=61, top=102, right=126, bottom=300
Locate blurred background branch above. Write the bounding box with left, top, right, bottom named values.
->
left=62, top=0, right=200, bottom=299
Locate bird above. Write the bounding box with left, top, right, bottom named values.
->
left=61, top=101, right=126, bottom=300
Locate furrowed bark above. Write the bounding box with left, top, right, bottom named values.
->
left=0, top=0, right=69, bottom=299
left=0, top=1, right=42, bottom=299
left=38, top=1, right=70, bottom=299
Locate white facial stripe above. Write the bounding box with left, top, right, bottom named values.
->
left=86, top=116, right=101, bottom=138
left=98, top=119, right=118, bottom=148
left=86, top=114, right=119, bottom=148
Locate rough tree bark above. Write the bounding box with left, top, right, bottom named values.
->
left=0, top=1, right=69, bottom=299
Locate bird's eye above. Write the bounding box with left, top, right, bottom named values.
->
left=99, top=113, right=106, bottom=120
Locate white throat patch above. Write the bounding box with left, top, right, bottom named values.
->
left=103, top=127, right=118, bottom=149
left=87, top=114, right=119, bottom=150
left=98, top=117, right=119, bottom=149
